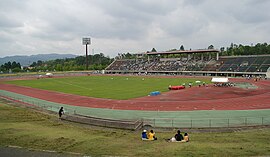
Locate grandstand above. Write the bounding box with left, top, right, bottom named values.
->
left=106, top=50, right=270, bottom=77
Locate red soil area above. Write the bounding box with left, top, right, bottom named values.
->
left=1, top=77, right=270, bottom=111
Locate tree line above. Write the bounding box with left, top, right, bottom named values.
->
left=0, top=61, right=21, bottom=73
left=117, top=43, right=270, bottom=59
left=30, top=53, right=113, bottom=72
left=220, top=43, right=270, bottom=56
left=0, top=53, right=113, bottom=73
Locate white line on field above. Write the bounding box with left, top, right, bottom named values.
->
left=52, top=79, right=92, bottom=91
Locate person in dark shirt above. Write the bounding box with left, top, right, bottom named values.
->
left=58, top=107, right=64, bottom=118
left=175, top=130, right=184, bottom=141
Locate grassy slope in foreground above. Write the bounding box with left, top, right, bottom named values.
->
left=5, top=75, right=211, bottom=100
left=0, top=100, right=270, bottom=157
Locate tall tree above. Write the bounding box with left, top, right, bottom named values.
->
left=220, top=47, right=225, bottom=52
left=37, top=60, right=43, bottom=66
left=151, top=48, right=157, bottom=52
left=179, top=45, right=185, bottom=51
left=208, top=45, right=214, bottom=49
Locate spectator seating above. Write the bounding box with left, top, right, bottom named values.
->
left=106, top=56, right=270, bottom=73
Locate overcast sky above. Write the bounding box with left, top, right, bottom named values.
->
left=0, top=0, right=270, bottom=57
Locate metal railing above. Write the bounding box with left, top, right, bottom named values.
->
left=142, top=117, right=270, bottom=128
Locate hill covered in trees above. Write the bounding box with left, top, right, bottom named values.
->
left=0, top=53, right=77, bottom=66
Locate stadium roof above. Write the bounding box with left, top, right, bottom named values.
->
left=146, top=49, right=220, bottom=55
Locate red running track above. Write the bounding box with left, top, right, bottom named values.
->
left=0, top=78, right=270, bottom=111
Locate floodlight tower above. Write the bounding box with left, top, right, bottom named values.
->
left=82, top=37, right=91, bottom=70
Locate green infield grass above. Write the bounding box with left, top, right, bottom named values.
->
left=5, top=75, right=211, bottom=100
left=0, top=99, right=270, bottom=157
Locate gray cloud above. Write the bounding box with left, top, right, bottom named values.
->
left=0, top=14, right=23, bottom=28
left=0, top=0, right=269, bottom=57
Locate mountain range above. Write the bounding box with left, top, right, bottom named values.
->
left=0, top=53, right=77, bottom=66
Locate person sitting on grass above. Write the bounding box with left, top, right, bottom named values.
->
left=148, top=130, right=157, bottom=140
left=175, top=130, right=184, bottom=141
left=183, top=133, right=189, bottom=142
left=167, top=130, right=188, bottom=142
left=141, top=130, right=148, bottom=140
